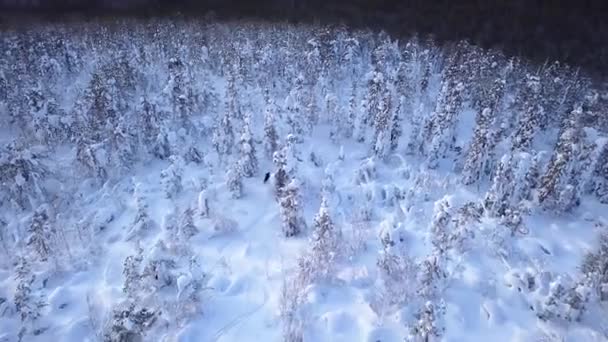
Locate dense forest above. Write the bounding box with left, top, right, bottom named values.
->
left=0, top=16, right=607, bottom=342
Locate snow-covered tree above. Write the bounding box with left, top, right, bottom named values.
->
left=13, top=256, right=46, bottom=339
left=163, top=57, right=198, bottom=130
left=0, top=142, right=49, bottom=211
left=541, top=278, right=588, bottom=322
left=484, top=154, right=515, bottom=217
left=423, top=70, right=466, bottom=169
left=111, top=116, right=137, bottom=173
left=390, top=95, right=405, bottom=152
left=361, top=70, right=392, bottom=156
left=179, top=207, right=199, bottom=240
left=160, top=156, right=184, bottom=199
left=308, top=196, right=339, bottom=280
left=197, top=189, right=210, bottom=218
left=226, top=162, right=243, bottom=199
left=238, top=113, right=258, bottom=178
left=279, top=179, right=306, bottom=237
left=212, top=106, right=235, bottom=161
left=429, top=198, right=453, bottom=254
left=581, top=230, right=608, bottom=301
left=538, top=108, right=586, bottom=212
left=511, top=74, right=544, bottom=151
left=122, top=247, right=144, bottom=299
left=590, top=142, right=608, bottom=203
left=27, top=205, right=55, bottom=262
left=263, top=93, right=280, bottom=159
left=285, top=74, right=308, bottom=138
left=127, top=183, right=155, bottom=240
left=407, top=300, right=446, bottom=342
left=462, top=107, right=498, bottom=185
left=152, top=122, right=172, bottom=160
left=273, top=149, right=289, bottom=198
left=325, top=93, right=341, bottom=143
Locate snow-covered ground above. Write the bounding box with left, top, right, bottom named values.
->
left=0, top=19, right=607, bottom=342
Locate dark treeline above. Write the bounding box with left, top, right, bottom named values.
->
left=0, top=0, right=607, bottom=78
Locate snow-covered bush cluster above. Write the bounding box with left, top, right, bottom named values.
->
left=0, top=17, right=607, bottom=341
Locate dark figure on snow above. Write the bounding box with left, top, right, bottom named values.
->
left=264, top=172, right=271, bottom=184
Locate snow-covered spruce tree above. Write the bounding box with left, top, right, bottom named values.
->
left=588, top=141, right=608, bottom=204
left=103, top=301, right=157, bottom=342
left=226, top=162, right=244, bottom=199
left=27, top=83, right=65, bottom=144
left=407, top=300, right=446, bottom=342
left=127, top=183, right=155, bottom=240
left=389, top=95, right=404, bottom=152
left=376, top=228, right=418, bottom=309
left=429, top=198, right=454, bottom=255
left=538, top=107, right=586, bottom=212
left=163, top=57, right=198, bottom=131
left=224, top=68, right=243, bottom=127
left=423, top=58, right=466, bottom=169
left=81, top=71, right=118, bottom=142
left=76, top=137, right=109, bottom=181
left=179, top=206, right=199, bottom=240
left=110, top=115, right=137, bottom=173
left=534, top=275, right=588, bottom=322
left=360, top=70, right=391, bottom=152
left=511, top=74, right=544, bottom=151
left=160, top=156, right=184, bottom=199
left=13, top=256, right=46, bottom=339
left=122, top=247, right=144, bottom=299
left=152, top=122, right=172, bottom=160
left=284, top=74, right=310, bottom=139
left=142, top=240, right=178, bottom=291
left=484, top=154, right=515, bottom=217
left=581, top=230, right=608, bottom=301
left=212, top=103, right=235, bottom=161
left=307, top=196, right=339, bottom=281
left=238, top=113, right=258, bottom=178
left=279, top=179, right=306, bottom=237
left=284, top=133, right=301, bottom=181
left=461, top=65, right=507, bottom=185
left=273, top=149, right=290, bottom=198
left=263, top=92, right=280, bottom=159
left=136, top=96, right=162, bottom=156
left=461, top=108, right=496, bottom=185
left=27, top=205, right=56, bottom=262
left=345, top=82, right=358, bottom=139
left=325, top=92, right=341, bottom=143
left=0, top=142, right=48, bottom=211
left=417, top=253, right=447, bottom=300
